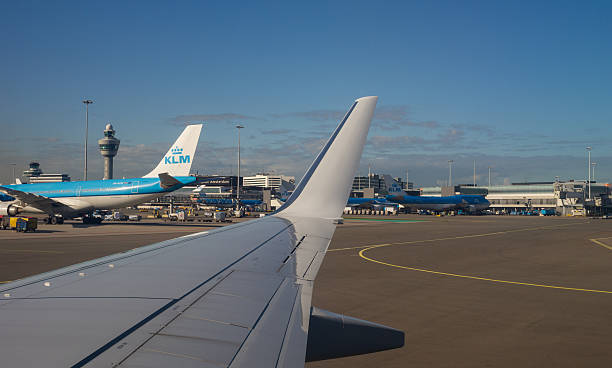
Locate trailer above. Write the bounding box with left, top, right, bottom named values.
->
left=1, top=216, right=38, bottom=232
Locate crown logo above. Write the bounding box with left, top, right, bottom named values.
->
left=171, top=147, right=183, bottom=155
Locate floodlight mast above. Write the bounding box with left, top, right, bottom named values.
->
left=586, top=147, right=592, bottom=200
left=236, top=124, right=244, bottom=210
left=82, top=99, right=94, bottom=181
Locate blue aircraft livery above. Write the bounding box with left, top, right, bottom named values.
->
left=197, top=197, right=262, bottom=208
left=0, top=124, right=202, bottom=222
left=343, top=176, right=489, bottom=214
left=346, top=197, right=398, bottom=210
left=380, top=174, right=490, bottom=213
left=386, top=194, right=490, bottom=212
left=165, top=147, right=191, bottom=164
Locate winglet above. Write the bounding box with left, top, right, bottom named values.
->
left=276, top=96, right=377, bottom=218
left=143, top=124, right=203, bottom=178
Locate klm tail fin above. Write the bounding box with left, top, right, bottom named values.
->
left=383, top=175, right=407, bottom=197
left=276, top=96, right=377, bottom=219
left=143, top=124, right=203, bottom=178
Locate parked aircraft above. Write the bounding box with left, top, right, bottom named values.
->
left=383, top=175, right=490, bottom=213
left=0, top=96, right=404, bottom=366
left=197, top=197, right=263, bottom=208
left=346, top=196, right=398, bottom=210
left=0, top=124, right=202, bottom=223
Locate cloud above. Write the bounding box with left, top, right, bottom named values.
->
left=169, top=113, right=257, bottom=126
left=367, top=127, right=468, bottom=153
left=449, top=122, right=496, bottom=137
left=3, top=101, right=611, bottom=188
left=261, top=129, right=292, bottom=135
left=269, top=110, right=345, bottom=122
left=368, top=135, right=429, bottom=148
left=437, top=128, right=465, bottom=144
left=370, top=105, right=444, bottom=131
left=373, top=105, right=409, bottom=122
left=355, top=152, right=612, bottom=188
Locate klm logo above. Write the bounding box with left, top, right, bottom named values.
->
left=164, top=146, right=190, bottom=164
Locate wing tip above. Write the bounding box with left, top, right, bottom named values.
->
left=355, top=96, right=378, bottom=102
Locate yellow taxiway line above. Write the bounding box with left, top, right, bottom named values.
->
left=589, top=237, right=612, bottom=251
left=334, top=221, right=612, bottom=294
left=358, top=245, right=612, bottom=294
left=329, top=222, right=586, bottom=253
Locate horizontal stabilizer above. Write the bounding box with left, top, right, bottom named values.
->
left=306, top=306, right=405, bottom=361
left=158, top=173, right=181, bottom=189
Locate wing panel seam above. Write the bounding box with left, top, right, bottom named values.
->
left=71, top=222, right=293, bottom=367
left=0, top=218, right=278, bottom=293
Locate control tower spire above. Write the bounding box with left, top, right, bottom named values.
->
left=98, top=123, right=120, bottom=180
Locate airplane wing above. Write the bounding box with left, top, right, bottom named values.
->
left=0, top=185, right=78, bottom=217
left=0, top=96, right=403, bottom=367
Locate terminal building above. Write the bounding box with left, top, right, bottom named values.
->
left=22, top=162, right=70, bottom=183
left=242, top=174, right=295, bottom=190
left=149, top=174, right=295, bottom=211
left=420, top=181, right=612, bottom=215
left=351, top=173, right=414, bottom=197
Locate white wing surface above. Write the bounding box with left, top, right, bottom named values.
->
left=0, top=96, right=403, bottom=367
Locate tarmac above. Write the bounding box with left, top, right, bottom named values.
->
left=2, top=214, right=612, bottom=367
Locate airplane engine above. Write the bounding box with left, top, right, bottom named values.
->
left=0, top=202, right=20, bottom=216
left=306, top=307, right=404, bottom=361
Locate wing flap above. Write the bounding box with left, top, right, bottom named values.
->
left=228, top=279, right=306, bottom=368
left=0, top=298, right=169, bottom=367
left=119, top=349, right=218, bottom=368
left=117, top=271, right=289, bottom=367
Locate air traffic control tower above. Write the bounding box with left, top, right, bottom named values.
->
left=98, top=123, right=120, bottom=179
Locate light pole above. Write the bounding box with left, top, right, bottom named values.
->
left=236, top=125, right=244, bottom=209
left=592, top=162, right=597, bottom=183
left=8, top=163, right=16, bottom=184
left=82, top=99, right=94, bottom=181
left=586, top=146, right=592, bottom=200
left=488, top=166, right=491, bottom=188
left=448, top=160, right=454, bottom=187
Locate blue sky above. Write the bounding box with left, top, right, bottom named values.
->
left=1, top=0, right=611, bottom=187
